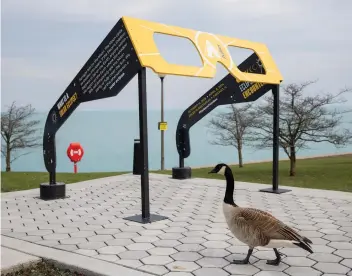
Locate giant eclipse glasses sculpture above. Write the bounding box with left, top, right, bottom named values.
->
left=41, top=16, right=288, bottom=224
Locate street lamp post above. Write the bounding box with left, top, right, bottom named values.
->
left=159, top=74, right=165, bottom=170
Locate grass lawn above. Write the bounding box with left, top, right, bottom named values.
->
left=157, top=154, right=352, bottom=193
left=1, top=155, right=351, bottom=193
left=1, top=171, right=125, bottom=193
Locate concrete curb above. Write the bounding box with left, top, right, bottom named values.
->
left=1, top=247, right=41, bottom=275
left=1, top=236, right=153, bottom=276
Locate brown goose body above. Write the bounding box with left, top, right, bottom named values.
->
left=209, top=163, right=313, bottom=265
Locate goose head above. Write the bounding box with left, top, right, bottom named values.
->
left=208, top=163, right=230, bottom=175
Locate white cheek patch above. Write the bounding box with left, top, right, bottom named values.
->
left=218, top=166, right=226, bottom=175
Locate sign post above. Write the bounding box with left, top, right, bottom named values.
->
left=41, top=16, right=284, bottom=216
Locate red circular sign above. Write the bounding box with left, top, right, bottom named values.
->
left=67, top=142, right=84, bottom=163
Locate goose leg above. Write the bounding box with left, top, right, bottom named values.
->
left=266, top=248, right=281, bottom=266
left=233, top=248, right=253, bottom=264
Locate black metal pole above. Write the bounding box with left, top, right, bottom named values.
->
left=49, top=172, right=56, bottom=184
left=272, top=84, right=280, bottom=191
left=259, top=84, right=291, bottom=194
left=138, top=68, right=150, bottom=220
left=160, top=76, right=165, bottom=170
left=179, top=156, right=184, bottom=168
left=124, top=68, right=168, bottom=223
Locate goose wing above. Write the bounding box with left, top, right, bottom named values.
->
left=236, top=207, right=312, bottom=245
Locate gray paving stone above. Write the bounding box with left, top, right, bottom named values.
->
left=310, top=237, right=330, bottom=245
left=53, top=227, right=79, bottom=234
left=164, top=272, right=193, bottom=276
left=179, top=237, right=207, bottom=244
left=186, top=225, right=209, bottom=231
left=323, top=234, right=351, bottom=241
left=94, top=228, right=121, bottom=235
left=53, top=244, right=78, bottom=251
left=200, top=249, right=230, bottom=258
left=105, top=238, right=134, bottom=246
left=116, top=259, right=143, bottom=268
left=113, top=232, right=140, bottom=239
left=171, top=252, right=202, bottom=261
left=142, top=255, right=173, bottom=265
left=254, top=260, right=289, bottom=271
left=118, top=250, right=149, bottom=260
left=203, top=241, right=230, bottom=249
left=204, top=234, right=230, bottom=241
left=166, top=261, right=200, bottom=272
left=196, top=257, right=230, bottom=268
left=315, top=223, right=339, bottom=229
left=329, top=242, right=352, bottom=250
left=127, top=242, right=155, bottom=251
left=87, top=234, right=113, bottom=242
left=74, top=249, right=98, bottom=256
left=313, top=262, right=350, bottom=274
left=21, top=235, right=43, bottom=242
left=311, top=244, right=336, bottom=253
left=140, top=265, right=169, bottom=275
left=43, top=233, right=70, bottom=240
left=224, top=263, right=260, bottom=275
left=226, top=245, right=250, bottom=254
left=176, top=243, right=205, bottom=252
left=97, top=245, right=126, bottom=254
left=341, top=259, right=352, bottom=268
left=60, top=238, right=87, bottom=245
left=26, top=229, right=53, bottom=236
left=77, top=241, right=106, bottom=250
left=148, top=247, right=177, bottom=256
left=280, top=248, right=310, bottom=257
left=319, top=229, right=346, bottom=235
left=309, top=252, right=342, bottom=262
left=158, top=233, right=185, bottom=240
left=283, top=256, right=316, bottom=266
left=69, top=231, right=95, bottom=238
left=133, top=235, right=160, bottom=243
left=334, top=249, right=352, bottom=258
left=37, top=240, right=60, bottom=246
left=284, top=266, right=322, bottom=276
left=254, top=272, right=288, bottom=276
left=163, top=227, right=187, bottom=233
left=193, top=267, right=229, bottom=276
left=154, top=239, right=181, bottom=247
left=95, top=254, right=120, bottom=262
left=79, top=225, right=103, bottom=231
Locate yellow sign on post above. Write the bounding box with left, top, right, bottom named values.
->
left=158, top=122, right=168, bottom=131
left=122, top=16, right=283, bottom=84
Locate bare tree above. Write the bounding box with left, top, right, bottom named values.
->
left=207, top=103, right=257, bottom=167
left=249, top=80, right=352, bottom=176
left=1, top=101, right=42, bottom=172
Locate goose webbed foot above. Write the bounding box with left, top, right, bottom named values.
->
left=233, top=248, right=253, bottom=265
left=266, top=248, right=281, bottom=266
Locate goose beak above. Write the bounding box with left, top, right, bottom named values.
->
left=208, top=169, right=216, bottom=174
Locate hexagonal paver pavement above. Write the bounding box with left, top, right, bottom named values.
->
left=2, top=173, right=352, bottom=276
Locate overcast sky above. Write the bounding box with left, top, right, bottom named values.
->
left=2, top=0, right=352, bottom=111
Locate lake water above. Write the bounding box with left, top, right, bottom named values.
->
left=1, top=109, right=351, bottom=173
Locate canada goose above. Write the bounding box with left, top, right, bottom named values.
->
left=209, top=163, right=313, bottom=266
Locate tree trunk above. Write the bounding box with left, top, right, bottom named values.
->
left=289, top=146, right=296, bottom=176
left=237, top=140, right=243, bottom=168
left=6, top=144, right=11, bottom=172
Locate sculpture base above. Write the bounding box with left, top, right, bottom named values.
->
left=40, top=182, right=66, bottom=200
left=259, top=187, right=291, bottom=194
left=124, top=214, right=168, bottom=224
left=172, top=166, right=192, bottom=179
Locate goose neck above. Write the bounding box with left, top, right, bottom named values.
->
left=223, top=167, right=236, bottom=206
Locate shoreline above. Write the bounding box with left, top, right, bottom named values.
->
left=185, top=152, right=352, bottom=170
